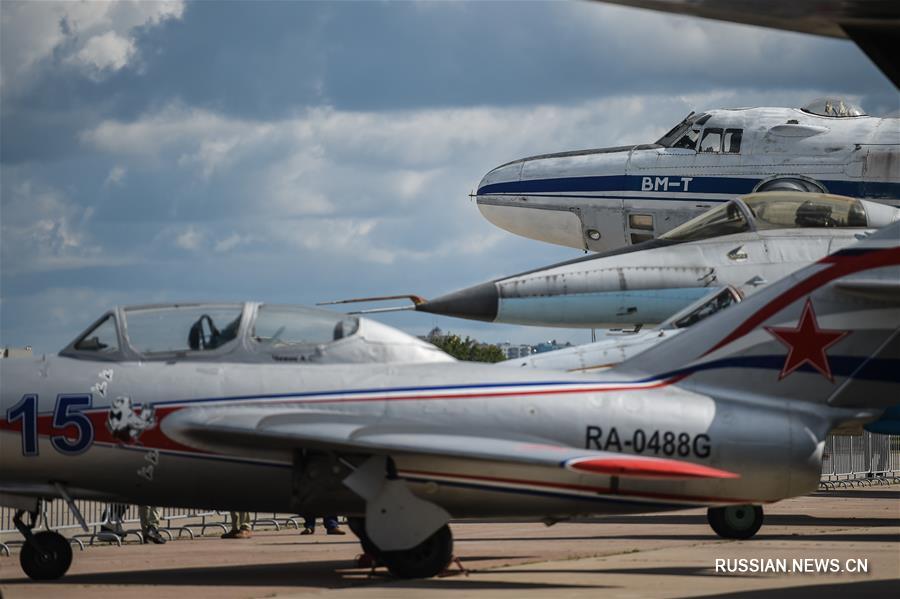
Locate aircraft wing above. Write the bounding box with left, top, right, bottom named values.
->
left=597, top=0, right=900, bottom=87
left=163, top=407, right=736, bottom=480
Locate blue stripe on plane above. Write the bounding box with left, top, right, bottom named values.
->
left=478, top=174, right=900, bottom=199
left=664, top=356, right=900, bottom=383
left=143, top=355, right=899, bottom=411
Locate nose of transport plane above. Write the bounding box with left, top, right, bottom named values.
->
left=475, top=159, right=587, bottom=250
left=416, top=282, right=500, bottom=322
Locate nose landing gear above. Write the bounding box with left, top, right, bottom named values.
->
left=707, top=504, right=764, bottom=540
left=14, top=509, right=73, bottom=580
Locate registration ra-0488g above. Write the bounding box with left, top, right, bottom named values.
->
left=585, top=426, right=711, bottom=458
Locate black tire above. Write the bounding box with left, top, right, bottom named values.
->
left=20, top=531, right=73, bottom=581
left=347, top=517, right=382, bottom=559
left=707, top=505, right=764, bottom=540
left=380, top=524, right=453, bottom=579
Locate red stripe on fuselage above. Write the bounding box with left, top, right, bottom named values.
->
left=400, top=468, right=765, bottom=505
left=706, top=246, right=900, bottom=356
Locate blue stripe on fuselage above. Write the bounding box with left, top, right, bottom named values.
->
left=477, top=175, right=900, bottom=200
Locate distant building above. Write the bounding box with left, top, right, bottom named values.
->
left=1, top=346, right=33, bottom=359
left=505, top=345, right=534, bottom=359
left=535, top=339, right=573, bottom=354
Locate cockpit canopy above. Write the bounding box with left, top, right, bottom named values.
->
left=801, top=97, right=866, bottom=118
left=61, top=302, right=451, bottom=365
left=660, top=192, right=897, bottom=243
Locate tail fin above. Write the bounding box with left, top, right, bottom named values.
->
left=615, top=223, right=900, bottom=408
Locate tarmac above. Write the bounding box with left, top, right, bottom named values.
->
left=1, top=485, right=897, bottom=598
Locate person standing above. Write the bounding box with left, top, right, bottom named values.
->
left=301, top=515, right=345, bottom=535
left=222, top=511, right=252, bottom=539
left=139, top=506, right=166, bottom=544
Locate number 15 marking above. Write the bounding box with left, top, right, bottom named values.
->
left=6, top=394, right=95, bottom=456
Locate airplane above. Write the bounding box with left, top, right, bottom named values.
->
left=475, top=98, right=900, bottom=253
left=2, top=223, right=899, bottom=582
left=499, top=287, right=740, bottom=372
left=327, top=192, right=900, bottom=328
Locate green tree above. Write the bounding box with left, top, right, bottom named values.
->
left=430, top=334, right=506, bottom=363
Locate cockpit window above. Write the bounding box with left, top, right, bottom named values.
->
left=124, top=304, right=243, bottom=355
left=801, top=97, right=866, bottom=118
left=743, top=193, right=868, bottom=229
left=660, top=201, right=750, bottom=242
left=252, top=305, right=359, bottom=349
left=672, top=128, right=700, bottom=150
left=655, top=112, right=709, bottom=148
left=723, top=129, right=742, bottom=153
left=73, top=315, right=120, bottom=354
left=699, top=128, right=723, bottom=153
left=671, top=288, right=739, bottom=329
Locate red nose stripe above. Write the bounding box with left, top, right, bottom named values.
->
left=566, top=457, right=739, bottom=479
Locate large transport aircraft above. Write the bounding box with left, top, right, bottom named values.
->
left=329, top=192, right=900, bottom=328
left=476, top=99, right=900, bottom=252
left=2, top=223, right=899, bottom=581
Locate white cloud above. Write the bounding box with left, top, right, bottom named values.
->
left=174, top=226, right=205, bottom=251
left=213, top=233, right=250, bottom=253
left=70, top=30, right=135, bottom=76
left=1, top=0, right=185, bottom=88
left=78, top=89, right=846, bottom=268
left=104, top=165, right=127, bottom=187
left=0, top=179, right=130, bottom=273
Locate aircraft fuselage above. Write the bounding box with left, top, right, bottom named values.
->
left=0, top=357, right=834, bottom=518
left=477, top=106, right=900, bottom=251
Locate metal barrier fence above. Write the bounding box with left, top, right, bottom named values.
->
left=819, top=432, right=900, bottom=489
left=2, top=433, right=898, bottom=554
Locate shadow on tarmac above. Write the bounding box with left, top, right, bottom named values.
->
left=687, top=579, right=900, bottom=598
left=571, top=514, right=899, bottom=527
left=1, top=559, right=605, bottom=591
left=812, top=490, right=900, bottom=499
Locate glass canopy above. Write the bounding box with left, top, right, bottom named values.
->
left=660, top=192, right=871, bottom=243
left=800, top=97, right=866, bottom=118
left=62, top=303, right=362, bottom=361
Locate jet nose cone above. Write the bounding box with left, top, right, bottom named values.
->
left=477, top=160, right=523, bottom=197
left=417, top=282, right=499, bottom=322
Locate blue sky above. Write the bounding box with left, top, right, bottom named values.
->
left=1, top=0, right=897, bottom=354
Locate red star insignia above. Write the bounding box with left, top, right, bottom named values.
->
left=765, top=299, right=849, bottom=382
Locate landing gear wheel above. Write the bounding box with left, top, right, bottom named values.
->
left=20, top=531, right=73, bottom=580
left=347, top=517, right=382, bottom=559
left=380, top=524, right=453, bottom=579
left=708, top=505, right=763, bottom=540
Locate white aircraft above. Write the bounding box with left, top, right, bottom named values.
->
left=2, top=224, right=898, bottom=582
left=330, top=192, right=899, bottom=328
left=476, top=99, right=899, bottom=252
left=500, top=287, right=739, bottom=372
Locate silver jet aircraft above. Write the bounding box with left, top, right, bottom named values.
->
left=330, top=192, right=899, bottom=328
left=501, top=287, right=740, bottom=372
left=2, top=224, right=899, bottom=582
left=476, top=98, right=899, bottom=252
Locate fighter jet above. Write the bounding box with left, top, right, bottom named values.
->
left=500, top=287, right=740, bottom=372
left=476, top=99, right=899, bottom=252
left=329, top=192, right=900, bottom=328
left=2, top=224, right=899, bottom=581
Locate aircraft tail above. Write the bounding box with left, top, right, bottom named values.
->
left=615, top=223, right=900, bottom=412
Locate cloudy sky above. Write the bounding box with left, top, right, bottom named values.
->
left=1, top=0, right=897, bottom=354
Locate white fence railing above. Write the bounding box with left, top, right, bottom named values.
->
left=2, top=432, right=898, bottom=554
left=819, top=432, right=900, bottom=489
